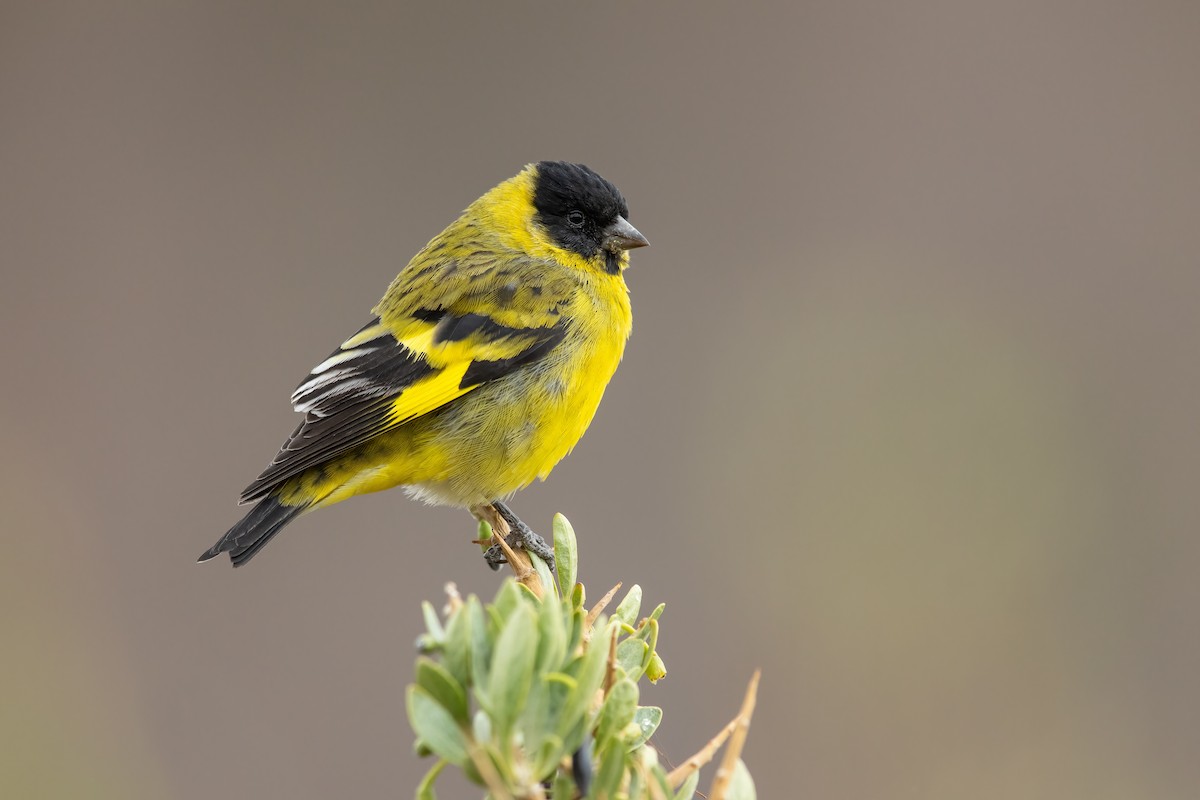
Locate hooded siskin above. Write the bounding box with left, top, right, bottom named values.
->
left=200, top=161, right=647, bottom=566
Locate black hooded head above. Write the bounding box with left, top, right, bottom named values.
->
left=532, top=161, right=631, bottom=262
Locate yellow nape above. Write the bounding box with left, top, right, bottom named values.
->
left=470, top=164, right=618, bottom=276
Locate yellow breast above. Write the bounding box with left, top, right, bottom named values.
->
left=405, top=274, right=631, bottom=506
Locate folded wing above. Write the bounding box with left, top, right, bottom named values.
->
left=239, top=309, right=567, bottom=504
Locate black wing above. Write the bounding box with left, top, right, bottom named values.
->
left=238, top=314, right=566, bottom=503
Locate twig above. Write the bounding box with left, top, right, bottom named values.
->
left=633, top=759, right=670, bottom=800
left=665, top=719, right=736, bottom=789
left=471, top=504, right=545, bottom=599
left=665, top=670, right=761, bottom=790
left=465, top=737, right=512, bottom=800
left=586, top=582, right=623, bottom=631
left=707, top=670, right=761, bottom=800
left=603, top=626, right=620, bottom=693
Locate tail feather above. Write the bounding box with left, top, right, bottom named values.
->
left=198, top=496, right=306, bottom=567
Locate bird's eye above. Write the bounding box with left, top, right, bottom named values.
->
left=567, top=210, right=585, bottom=228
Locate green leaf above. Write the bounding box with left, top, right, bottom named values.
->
left=533, top=732, right=566, bottom=780
left=567, top=605, right=585, bottom=656
left=558, top=625, right=612, bottom=742
left=673, top=770, right=700, bottom=800
left=545, top=670, right=578, bottom=693
left=488, top=602, right=537, bottom=741
left=541, top=671, right=584, bottom=755
left=551, top=768, right=574, bottom=800
left=421, top=600, right=444, bottom=641
left=485, top=605, right=505, bottom=634
left=468, top=598, right=492, bottom=709
left=531, top=685, right=574, bottom=776
left=527, top=552, right=555, bottom=602
left=726, top=758, right=757, bottom=800
left=649, top=602, right=666, bottom=622
left=616, top=638, right=648, bottom=680
left=492, top=578, right=524, bottom=624
left=415, top=657, right=468, bottom=723
left=627, top=706, right=662, bottom=750
left=441, top=603, right=471, bottom=690
left=552, top=513, right=578, bottom=599
left=525, top=672, right=574, bottom=775
left=571, top=581, right=585, bottom=610
left=587, top=739, right=627, bottom=800
left=406, top=685, right=468, bottom=766
left=518, top=670, right=551, bottom=765
left=613, top=584, right=642, bottom=627
left=627, top=763, right=644, bottom=799
left=647, top=762, right=674, bottom=799
left=596, top=678, right=638, bottom=746
left=415, top=759, right=446, bottom=800
left=479, top=740, right=515, bottom=788
left=535, top=596, right=567, bottom=676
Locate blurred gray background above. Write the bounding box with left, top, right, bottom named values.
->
left=3, top=1, right=1198, bottom=797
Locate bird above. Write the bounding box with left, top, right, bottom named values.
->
left=198, top=161, right=648, bottom=568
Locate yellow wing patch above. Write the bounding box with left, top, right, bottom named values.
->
left=385, top=319, right=540, bottom=424
left=388, top=360, right=474, bottom=425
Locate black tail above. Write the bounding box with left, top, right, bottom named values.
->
left=198, top=496, right=306, bottom=567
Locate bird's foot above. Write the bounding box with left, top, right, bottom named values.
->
left=483, top=501, right=556, bottom=572
left=483, top=528, right=556, bottom=572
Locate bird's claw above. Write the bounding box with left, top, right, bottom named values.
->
left=483, top=528, right=556, bottom=572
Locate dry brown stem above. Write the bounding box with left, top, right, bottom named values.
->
left=665, top=718, right=736, bottom=789
left=465, top=737, right=512, bottom=800
left=582, top=582, right=622, bottom=648
left=603, top=625, right=620, bottom=693
left=586, top=582, right=623, bottom=630
left=666, top=670, right=761, bottom=791
left=633, top=759, right=670, bottom=800
left=707, top=669, right=761, bottom=800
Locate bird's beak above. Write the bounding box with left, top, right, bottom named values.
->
left=603, top=216, right=650, bottom=252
